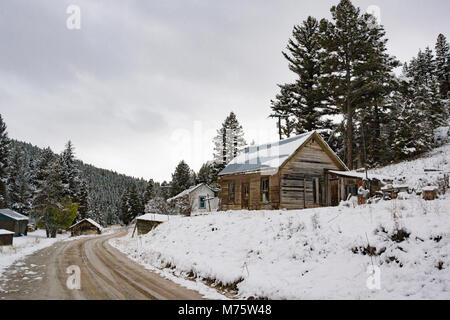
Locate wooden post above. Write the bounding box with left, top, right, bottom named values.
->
left=303, top=177, right=306, bottom=208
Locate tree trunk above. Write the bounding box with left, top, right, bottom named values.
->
left=346, top=107, right=353, bottom=170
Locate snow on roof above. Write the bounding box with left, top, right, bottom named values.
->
left=220, top=131, right=317, bottom=176
left=0, top=209, right=29, bottom=221
left=0, top=229, right=14, bottom=235
left=167, top=183, right=214, bottom=202
left=422, top=186, right=438, bottom=191
left=69, top=218, right=103, bottom=230
left=137, top=213, right=180, bottom=222
left=219, top=131, right=348, bottom=176
left=329, top=170, right=393, bottom=182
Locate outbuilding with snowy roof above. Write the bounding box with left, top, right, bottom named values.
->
left=0, top=208, right=29, bottom=237
left=69, top=218, right=103, bottom=237
left=167, top=183, right=218, bottom=215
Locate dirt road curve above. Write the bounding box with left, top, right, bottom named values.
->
left=0, top=230, right=204, bottom=300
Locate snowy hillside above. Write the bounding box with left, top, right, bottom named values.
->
left=111, top=142, right=450, bottom=299
left=368, top=141, right=450, bottom=190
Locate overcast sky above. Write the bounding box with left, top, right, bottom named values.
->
left=1, top=0, right=449, bottom=181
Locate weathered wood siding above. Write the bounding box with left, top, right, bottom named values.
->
left=0, top=234, right=13, bottom=246
left=70, top=221, right=101, bottom=237
left=136, top=220, right=162, bottom=235
left=279, top=137, right=343, bottom=210
left=218, top=173, right=279, bottom=211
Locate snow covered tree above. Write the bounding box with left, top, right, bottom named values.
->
left=32, top=154, right=65, bottom=238
left=197, top=161, right=217, bottom=186
left=170, top=160, right=194, bottom=197
left=7, top=147, right=32, bottom=214
left=0, top=114, right=10, bottom=208
left=121, top=183, right=144, bottom=225
left=318, top=0, right=396, bottom=169
left=60, top=141, right=81, bottom=203
left=270, top=83, right=298, bottom=139
left=406, top=47, right=448, bottom=129
left=387, top=77, right=433, bottom=160
left=77, top=180, right=89, bottom=220
left=354, top=17, right=400, bottom=167
left=143, top=179, right=155, bottom=204
left=271, top=16, right=333, bottom=137
left=212, top=112, right=246, bottom=171
left=435, top=34, right=450, bottom=100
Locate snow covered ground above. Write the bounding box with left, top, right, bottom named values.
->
left=0, top=230, right=70, bottom=277
left=111, top=143, right=450, bottom=300
left=368, top=142, right=450, bottom=190
left=111, top=195, right=449, bottom=299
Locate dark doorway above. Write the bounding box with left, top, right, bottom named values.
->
left=330, top=179, right=339, bottom=206
left=242, top=183, right=249, bottom=209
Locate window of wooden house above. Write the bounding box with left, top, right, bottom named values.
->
left=199, top=196, right=206, bottom=209
left=261, top=178, right=269, bottom=202
left=346, top=184, right=358, bottom=197
left=229, top=182, right=235, bottom=203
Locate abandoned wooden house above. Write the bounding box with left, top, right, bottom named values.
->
left=0, top=209, right=29, bottom=236
left=167, top=183, right=218, bottom=215
left=218, top=131, right=388, bottom=211
left=0, top=229, right=14, bottom=246
left=69, top=218, right=102, bottom=237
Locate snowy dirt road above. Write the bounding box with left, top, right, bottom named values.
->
left=0, top=230, right=203, bottom=300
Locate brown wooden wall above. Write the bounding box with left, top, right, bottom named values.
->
left=70, top=221, right=101, bottom=237
left=137, top=220, right=162, bottom=235
left=279, top=137, right=343, bottom=210
left=218, top=173, right=280, bottom=211
left=0, top=234, right=13, bottom=246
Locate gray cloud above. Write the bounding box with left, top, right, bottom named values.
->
left=0, top=0, right=449, bottom=181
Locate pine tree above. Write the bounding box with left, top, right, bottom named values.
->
left=32, top=155, right=65, bottom=238
left=120, top=183, right=142, bottom=225
left=170, top=160, right=193, bottom=197
left=319, top=0, right=390, bottom=169
left=77, top=180, right=89, bottom=220
left=271, top=16, right=334, bottom=137
left=143, top=179, right=155, bottom=204
left=0, top=114, right=10, bottom=208
left=7, top=147, right=31, bottom=214
left=435, top=34, right=450, bottom=100
left=269, top=83, right=298, bottom=139
left=406, top=47, right=448, bottom=129
left=355, top=16, right=399, bottom=167
left=198, top=162, right=217, bottom=186
left=60, top=141, right=81, bottom=203
left=212, top=112, right=246, bottom=171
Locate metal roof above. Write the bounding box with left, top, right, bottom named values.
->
left=69, top=218, right=103, bottom=230
left=219, top=131, right=315, bottom=176
left=0, top=209, right=29, bottom=221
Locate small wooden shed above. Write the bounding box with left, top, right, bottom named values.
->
left=0, top=229, right=14, bottom=246
left=69, top=218, right=102, bottom=237
left=422, top=186, right=438, bottom=200
left=136, top=214, right=176, bottom=235
left=0, top=209, right=29, bottom=236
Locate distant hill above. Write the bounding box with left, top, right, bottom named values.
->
left=10, top=140, right=147, bottom=225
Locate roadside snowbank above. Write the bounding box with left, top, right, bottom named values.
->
left=0, top=230, right=69, bottom=276
left=111, top=194, right=450, bottom=299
